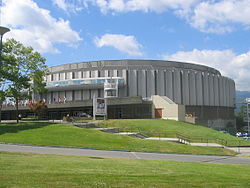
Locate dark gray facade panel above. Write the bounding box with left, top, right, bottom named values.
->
left=173, top=70, right=181, bottom=104
left=146, top=70, right=155, bottom=98
left=165, top=70, right=173, bottom=101
left=189, top=71, right=196, bottom=105
left=137, top=70, right=147, bottom=98
left=46, top=60, right=235, bottom=107
left=182, top=70, right=190, bottom=105
left=128, top=70, right=137, bottom=96
left=196, top=72, right=203, bottom=106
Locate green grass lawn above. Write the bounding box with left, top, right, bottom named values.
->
left=0, top=122, right=235, bottom=155
left=0, top=151, right=250, bottom=188
left=96, top=119, right=250, bottom=146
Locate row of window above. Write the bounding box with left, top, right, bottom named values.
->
left=48, top=70, right=124, bottom=82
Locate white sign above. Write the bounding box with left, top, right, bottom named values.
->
left=95, top=98, right=106, bottom=116
left=246, top=98, right=250, bottom=103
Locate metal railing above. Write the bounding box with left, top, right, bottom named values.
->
left=97, top=125, right=250, bottom=147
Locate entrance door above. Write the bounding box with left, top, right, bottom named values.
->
left=155, top=108, right=163, bottom=118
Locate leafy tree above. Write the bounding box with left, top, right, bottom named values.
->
left=236, top=105, right=247, bottom=131
left=1, top=39, right=47, bottom=123
left=28, top=99, right=48, bottom=118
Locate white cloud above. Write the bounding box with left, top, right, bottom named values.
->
left=2, top=0, right=82, bottom=53
left=54, top=0, right=250, bottom=34
left=88, top=0, right=197, bottom=13
left=95, top=34, right=143, bottom=56
left=189, top=0, right=250, bottom=33
left=52, top=0, right=85, bottom=12
left=162, top=49, right=250, bottom=91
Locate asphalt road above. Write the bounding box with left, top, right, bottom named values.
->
left=0, top=143, right=250, bottom=165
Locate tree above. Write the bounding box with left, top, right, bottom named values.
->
left=236, top=105, right=247, bottom=131
left=28, top=99, right=48, bottom=118
left=1, top=39, right=47, bottom=123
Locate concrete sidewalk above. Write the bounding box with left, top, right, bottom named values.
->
left=0, top=143, right=250, bottom=165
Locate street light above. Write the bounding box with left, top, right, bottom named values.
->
left=0, top=26, right=10, bottom=123
left=0, top=26, right=10, bottom=54
left=0, top=26, right=10, bottom=67
left=246, top=98, right=250, bottom=135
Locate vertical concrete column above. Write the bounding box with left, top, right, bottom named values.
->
left=222, top=77, right=227, bottom=106
left=113, top=70, right=118, bottom=77
left=203, top=72, right=209, bottom=106
left=189, top=71, right=196, bottom=105
left=53, top=73, right=58, bottom=81
left=82, top=71, right=90, bottom=78
left=225, top=78, right=230, bottom=107
left=182, top=70, right=190, bottom=105
left=128, top=70, right=137, bottom=96
left=146, top=70, right=155, bottom=98
left=229, top=79, right=235, bottom=107
left=91, top=89, right=98, bottom=99
left=67, top=72, right=73, bottom=80
left=166, top=70, right=173, bottom=101
left=213, top=75, right=219, bottom=106
left=104, top=70, right=109, bottom=77
left=82, top=90, right=90, bottom=100
left=91, top=70, right=98, bottom=78
left=66, top=91, right=73, bottom=101
left=122, top=69, right=128, bottom=96
left=47, top=75, right=52, bottom=82
left=99, top=90, right=104, bottom=98
left=59, top=91, right=65, bottom=99
left=46, top=92, right=52, bottom=103
left=157, top=70, right=165, bottom=96
left=138, top=70, right=146, bottom=98
left=56, top=73, right=60, bottom=81
left=78, top=71, right=82, bottom=78
left=173, top=69, right=181, bottom=104
left=60, top=73, right=65, bottom=80
left=74, top=90, right=82, bottom=101
left=219, top=76, right=224, bottom=106
left=53, top=91, right=59, bottom=102
left=232, top=81, right=236, bottom=107
left=209, top=74, right=215, bottom=106
left=196, top=72, right=203, bottom=105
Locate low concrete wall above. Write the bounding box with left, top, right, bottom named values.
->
left=152, top=95, right=185, bottom=121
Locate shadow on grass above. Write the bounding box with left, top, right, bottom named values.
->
left=0, top=122, right=52, bottom=135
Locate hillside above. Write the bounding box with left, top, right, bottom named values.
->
left=0, top=122, right=235, bottom=155
left=95, top=119, right=250, bottom=146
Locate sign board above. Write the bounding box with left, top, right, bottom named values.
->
left=95, top=98, right=106, bottom=116
left=246, top=98, right=250, bottom=103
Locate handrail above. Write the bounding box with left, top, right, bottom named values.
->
left=113, top=127, right=250, bottom=147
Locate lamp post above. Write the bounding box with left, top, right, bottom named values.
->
left=0, top=26, right=10, bottom=54
left=0, top=26, right=10, bottom=123
left=0, top=26, right=10, bottom=72
left=246, top=98, right=250, bottom=135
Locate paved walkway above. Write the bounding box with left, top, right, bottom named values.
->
left=0, top=143, right=250, bottom=165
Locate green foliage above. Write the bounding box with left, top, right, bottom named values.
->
left=0, top=122, right=236, bottom=155
left=28, top=99, right=48, bottom=116
left=1, top=152, right=250, bottom=187
left=0, top=39, right=47, bottom=122
left=2, top=39, right=47, bottom=99
left=96, top=119, right=249, bottom=146
left=236, top=105, right=247, bottom=131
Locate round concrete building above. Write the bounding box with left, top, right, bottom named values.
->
left=1, top=60, right=235, bottom=131
left=41, top=60, right=235, bottom=131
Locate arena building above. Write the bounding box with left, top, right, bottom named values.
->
left=2, top=60, right=236, bottom=131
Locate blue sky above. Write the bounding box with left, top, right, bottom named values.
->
left=2, top=0, right=250, bottom=91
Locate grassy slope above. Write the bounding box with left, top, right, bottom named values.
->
left=0, top=122, right=235, bottom=155
left=1, top=151, right=250, bottom=188
left=96, top=119, right=249, bottom=145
